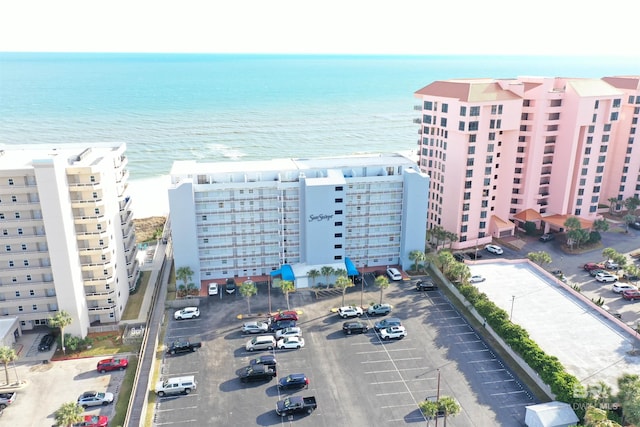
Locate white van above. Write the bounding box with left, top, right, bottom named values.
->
left=155, top=375, right=197, bottom=397
left=246, top=335, right=276, bottom=352
left=386, top=267, right=402, bottom=281
left=208, top=283, right=218, bottom=296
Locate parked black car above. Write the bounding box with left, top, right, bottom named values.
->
left=225, top=278, right=236, bottom=294
left=342, top=320, right=369, bottom=335
left=278, top=373, right=309, bottom=390
left=238, top=365, right=277, bottom=383
left=465, top=251, right=482, bottom=260
left=38, top=334, right=55, bottom=352
left=453, top=253, right=467, bottom=262
left=249, top=355, right=277, bottom=370
left=415, top=279, right=438, bottom=291
left=166, top=338, right=202, bottom=355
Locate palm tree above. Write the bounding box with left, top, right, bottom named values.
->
left=624, top=196, right=640, bottom=217
left=587, top=381, right=612, bottom=408
left=320, top=266, right=334, bottom=287
left=49, top=310, right=72, bottom=355
left=280, top=280, right=295, bottom=310
left=374, top=275, right=390, bottom=304
left=335, top=275, right=354, bottom=306
left=418, top=399, right=440, bottom=426
left=307, top=269, right=320, bottom=287
left=239, top=281, right=257, bottom=314
left=0, top=346, right=17, bottom=386
left=527, top=251, right=552, bottom=267
left=334, top=268, right=348, bottom=280
left=54, top=402, right=84, bottom=427
left=176, top=266, right=194, bottom=289
left=409, top=250, right=426, bottom=272
left=622, top=214, right=636, bottom=232
left=608, top=197, right=619, bottom=215
left=437, top=396, right=461, bottom=426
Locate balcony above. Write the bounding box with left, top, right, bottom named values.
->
left=85, top=290, right=116, bottom=300
left=87, top=304, right=116, bottom=314
left=414, top=105, right=422, bottom=111
left=83, top=275, right=115, bottom=287
left=413, top=118, right=422, bottom=124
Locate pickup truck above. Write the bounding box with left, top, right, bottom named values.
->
left=166, top=338, right=202, bottom=355
left=276, top=396, right=317, bottom=416
left=0, top=392, right=16, bottom=409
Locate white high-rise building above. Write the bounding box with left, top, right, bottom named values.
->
left=168, top=153, right=429, bottom=288
left=0, top=144, right=138, bottom=337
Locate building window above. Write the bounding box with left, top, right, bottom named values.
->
left=335, top=186, right=343, bottom=191
left=30, top=289, right=35, bottom=296
left=17, top=228, right=22, bottom=235
left=462, top=204, right=469, bottom=211
left=469, top=121, right=479, bottom=131
left=613, top=98, right=621, bottom=108
left=18, top=306, right=23, bottom=312
left=460, top=106, right=466, bottom=116
left=463, top=192, right=471, bottom=200
left=334, top=233, right=342, bottom=238
left=461, top=214, right=469, bottom=222
left=550, top=99, right=562, bottom=107
left=470, top=106, right=480, bottom=116
left=32, top=305, right=37, bottom=311
left=458, top=121, right=465, bottom=131
left=468, top=147, right=475, bottom=155
left=335, top=198, right=343, bottom=203
left=468, top=134, right=476, bottom=143
left=99, top=239, right=104, bottom=246
left=465, top=181, right=472, bottom=189
left=334, top=244, right=342, bottom=249
left=611, top=112, right=619, bottom=121
left=201, top=215, right=207, bottom=221
left=21, top=244, right=26, bottom=251
left=90, top=175, right=96, bottom=182
left=14, top=213, right=20, bottom=219
left=15, top=291, right=20, bottom=297
left=549, top=112, right=560, bottom=120
left=9, top=261, right=14, bottom=267
left=334, top=221, right=342, bottom=226
left=488, top=132, right=495, bottom=141
left=334, top=210, right=343, bottom=215
left=203, top=238, right=209, bottom=244
left=26, top=275, right=31, bottom=281
left=11, top=195, right=17, bottom=202
left=424, top=101, right=433, bottom=110
left=5, top=245, right=10, bottom=252
left=23, top=260, right=29, bottom=266
left=423, top=114, right=432, bottom=124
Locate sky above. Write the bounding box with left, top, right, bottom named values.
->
left=1, top=0, right=639, bottom=56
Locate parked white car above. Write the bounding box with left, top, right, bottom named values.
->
left=484, top=244, right=504, bottom=255
left=277, top=336, right=305, bottom=349
left=275, top=327, right=303, bottom=340
left=612, top=283, right=638, bottom=293
left=469, top=275, right=485, bottom=283
left=595, top=272, right=618, bottom=283
left=338, top=306, right=363, bottom=318
left=379, top=325, right=407, bottom=340
left=174, top=307, right=200, bottom=320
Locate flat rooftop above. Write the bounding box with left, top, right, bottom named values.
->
left=468, top=260, right=638, bottom=393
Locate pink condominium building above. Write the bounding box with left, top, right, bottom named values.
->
left=414, top=75, right=640, bottom=250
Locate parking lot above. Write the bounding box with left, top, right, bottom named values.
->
left=154, top=277, right=537, bottom=426
left=5, top=353, right=125, bottom=427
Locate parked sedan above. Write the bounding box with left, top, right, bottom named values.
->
left=342, top=320, right=369, bottom=334
left=374, top=317, right=402, bottom=331
left=275, top=327, right=302, bottom=340
left=77, top=391, right=114, bottom=408
left=73, top=415, right=109, bottom=427
left=622, top=273, right=639, bottom=282
left=277, top=373, right=309, bottom=390
left=612, top=283, right=638, bottom=293
left=622, top=289, right=640, bottom=301
left=249, top=355, right=277, bottom=369
left=485, top=244, right=504, bottom=255
left=589, top=269, right=607, bottom=277
left=366, top=303, right=392, bottom=316
left=415, top=279, right=437, bottom=291
left=271, top=310, right=299, bottom=322
left=38, top=334, right=56, bottom=352
left=276, top=336, right=305, bottom=350
left=174, top=307, right=200, bottom=320
left=584, top=262, right=605, bottom=272
left=238, top=365, right=277, bottom=383
left=241, top=321, right=269, bottom=334
left=595, top=272, right=618, bottom=283
left=539, top=233, right=554, bottom=242
left=96, top=358, right=128, bottom=373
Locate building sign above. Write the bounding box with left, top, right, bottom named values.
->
left=308, top=214, right=334, bottom=222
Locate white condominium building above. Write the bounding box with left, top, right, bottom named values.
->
left=0, top=144, right=138, bottom=337
left=169, top=153, right=429, bottom=288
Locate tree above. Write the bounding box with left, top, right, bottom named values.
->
left=593, top=219, right=609, bottom=233
left=527, top=251, right=552, bottom=267
left=335, top=275, right=354, bottom=306
left=622, top=214, right=636, bottom=232
left=523, top=221, right=537, bottom=235
left=602, top=248, right=618, bottom=263
left=307, top=269, right=320, bottom=287
left=608, top=197, right=619, bottom=215
left=584, top=405, right=621, bottom=427
left=239, top=281, right=258, bottom=314
left=54, top=402, right=84, bottom=427
left=0, top=346, right=17, bottom=386
left=49, top=310, right=73, bottom=355
left=374, top=275, right=390, bottom=304
left=409, top=250, right=426, bottom=272
left=445, top=231, right=458, bottom=249
left=320, top=266, right=334, bottom=287
left=587, top=381, right=612, bottom=408
left=617, top=373, right=640, bottom=425
left=437, top=251, right=455, bottom=274
left=624, top=196, right=640, bottom=217
left=176, top=266, right=194, bottom=289
left=334, top=268, right=347, bottom=280
left=437, top=396, right=461, bottom=426
left=280, top=280, right=295, bottom=310
left=449, top=262, right=470, bottom=283
left=418, top=399, right=440, bottom=426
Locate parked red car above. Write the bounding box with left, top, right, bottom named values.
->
left=271, top=310, right=299, bottom=322
left=96, top=358, right=129, bottom=373
left=622, top=289, right=640, bottom=301
left=583, top=262, right=605, bottom=272
left=73, top=415, right=108, bottom=427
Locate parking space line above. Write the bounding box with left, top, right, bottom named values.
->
left=370, top=378, right=433, bottom=385
left=460, top=348, right=490, bottom=354
left=155, top=420, right=198, bottom=425
left=380, top=403, right=419, bottom=409
left=156, top=405, right=199, bottom=412
left=356, top=348, right=416, bottom=355
left=452, top=339, right=483, bottom=344
left=490, top=390, right=528, bottom=396
left=466, top=359, right=500, bottom=363
left=476, top=368, right=507, bottom=373
left=160, top=370, right=200, bottom=376
left=361, top=357, right=423, bottom=364
left=376, top=389, right=433, bottom=397
left=365, top=367, right=426, bottom=374
left=482, top=379, right=516, bottom=384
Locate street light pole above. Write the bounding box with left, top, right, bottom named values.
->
left=268, top=276, right=272, bottom=314
left=510, top=295, right=515, bottom=321
left=435, top=369, right=441, bottom=427
left=360, top=276, right=364, bottom=308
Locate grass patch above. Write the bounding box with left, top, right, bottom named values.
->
left=143, top=315, right=168, bottom=427
left=122, top=271, right=151, bottom=321
left=52, top=330, right=140, bottom=360
left=111, top=355, right=139, bottom=427
left=166, top=261, right=177, bottom=301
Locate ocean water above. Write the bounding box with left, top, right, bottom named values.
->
left=1, top=53, right=638, bottom=217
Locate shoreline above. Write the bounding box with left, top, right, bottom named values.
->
left=128, top=175, right=171, bottom=219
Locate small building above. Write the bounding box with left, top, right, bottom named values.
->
left=0, top=317, right=21, bottom=348
left=525, top=402, right=579, bottom=427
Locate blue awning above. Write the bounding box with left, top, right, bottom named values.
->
left=270, top=264, right=296, bottom=281
left=344, top=257, right=359, bottom=276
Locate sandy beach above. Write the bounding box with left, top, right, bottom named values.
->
left=128, top=175, right=171, bottom=219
